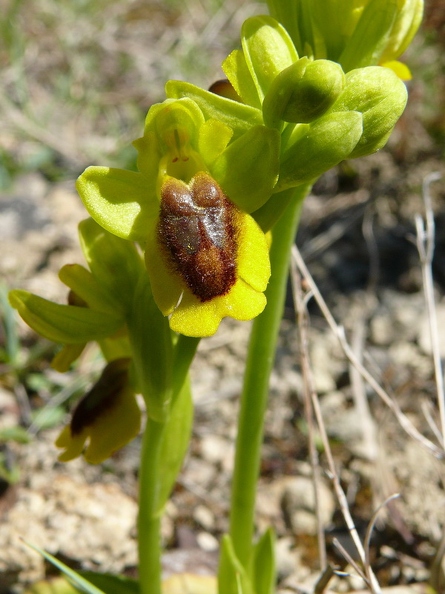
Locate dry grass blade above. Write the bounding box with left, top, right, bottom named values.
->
left=290, top=259, right=382, bottom=593
left=332, top=538, right=369, bottom=584
left=363, top=493, right=401, bottom=581
left=291, top=244, right=444, bottom=459
left=414, top=172, right=444, bottom=449
left=430, top=530, right=445, bottom=593
left=290, top=256, right=327, bottom=572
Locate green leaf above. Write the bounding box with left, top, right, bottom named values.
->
left=76, top=167, right=157, bottom=243
left=277, top=111, right=363, bottom=190
left=80, top=572, right=139, bottom=594
left=126, top=274, right=173, bottom=422
left=9, top=290, right=123, bottom=344
left=251, top=528, right=276, bottom=594
left=241, top=16, right=298, bottom=102
left=156, top=377, right=193, bottom=513
left=211, top=126, right=280, bottom=213
left=0, top=425, right=30, bottom=443
left=24, top=576, right=81, bottom=593
left=0, top=283, right=19, bottom=364
left=0, top=452, right=20, bottom=484
left=78, top=218, right=145, bottom=314
left=218, top=535, right=253, bottom=594
left=22, top=542, right=105, bottom=594
left=30, top=406, right=66, bottom=430
left=165, top=81, right=263, bottom=141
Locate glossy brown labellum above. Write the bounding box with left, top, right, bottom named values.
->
left=208, top=78, right=242, bottom=102
left=158, top=172, right=238, bottom=302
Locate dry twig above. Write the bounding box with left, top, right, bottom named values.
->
left=291, top=244, right=443, bottom=459
left=290, top=260, right=382, bottom=593
left=414, top=172, right=444, bottom=448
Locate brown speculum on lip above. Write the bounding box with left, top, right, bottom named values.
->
left=158, top=172, right=238, bottom=302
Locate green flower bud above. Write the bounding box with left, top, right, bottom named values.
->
left=276, top=110, right=363, bottom=190
left=267, top=0, right=423, bottom=73
left=262, top=57, right=345, bottom=129
left=327, top=66, right=407, bottom=158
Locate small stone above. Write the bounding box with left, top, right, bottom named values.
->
left=418, top=303, right=445, bottom=357
left=193, top=504, right=215, bottom=531
left=275, top=537, right=299, bottom=581
left=196, top=531, right=219, bottom=552
left=200, top=434, right=233, bottom=468
left=281, top=476, right=335, bottom=535
left=370, top=312, right=394, bottom=345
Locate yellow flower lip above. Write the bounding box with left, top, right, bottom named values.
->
left=146, top=171, right=271, bottom=337
left=55, top=358, right=141, bottom=464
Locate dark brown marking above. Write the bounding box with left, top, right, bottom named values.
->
left=208, top=79, right=242, bottom=103
left=158, top=172, right=238, bottom=302
left=70, top=358, right=131, bottom=435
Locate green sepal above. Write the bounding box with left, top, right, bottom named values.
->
left=76, top=167, right=157, bottom=243
left=218, top=535, right=253, bottom=594
left=307, top=0, right=358, bottom=63
left=155, top=376, right=193, bottom=514
left=380, top=0, right=424, bottom=63
left=222, top=49, right=261, bottom=109
left=78, top=218, right=145, bottom=314
left=263, top=57, right=345, bottom=129
left=212, top=125, right=280, bottom=213
left=58, top=264, right=120, bottom=315
left=241, top=16, right=298, bottom=102
left=126, top=274, right=173, bottom=423
left=24, top=571, right=139, bottom=594
left=251, top=528, right=276, bottom=594
left=98, top=334, right=133, bottom=363
left=198, top=118, right=233, bottom=165
left=145, top=96, right=205, bottom=145
left=51, top=343, right=86, bottom=372
left=9, top=290, right=123, bottom=345
left=165, top=80, right=263, bottom=141
left=276, top=111, right=363, bottom=191
left=329, top=66, right=408, bottom=158
left=254, top=184, right=311, bottom=233
left=339, top=0, right=399, bottom=71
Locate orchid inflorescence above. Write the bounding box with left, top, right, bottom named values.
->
left=9, top=1, right=422, bottom=592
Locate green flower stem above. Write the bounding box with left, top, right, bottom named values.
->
left=229, top=183, right=310, bottom=568
left=138, top=417, right=165, bottom=594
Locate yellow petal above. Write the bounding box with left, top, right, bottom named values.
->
left=169, top=277, right=266, bottom=337
left=55, top=359, right=141, bottom=464
left=145, top=227, right=183, bottom=316
left=83, top=386, right=141, bottom=464
left=55, top=425, right=87, bottom=462
left=381, top=60, right=412, bottom=81
left=237, top=212, right=271, bottom=292
left=220, top=278, right=267, bottom=320
left=169, top=290, right=221, bottom=337
left=51, top=343, right=86, bottom=373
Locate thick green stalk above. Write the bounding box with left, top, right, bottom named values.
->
left=229, top=184, right=309, bottom=568
left=138, top=417, right=165, bottom=594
